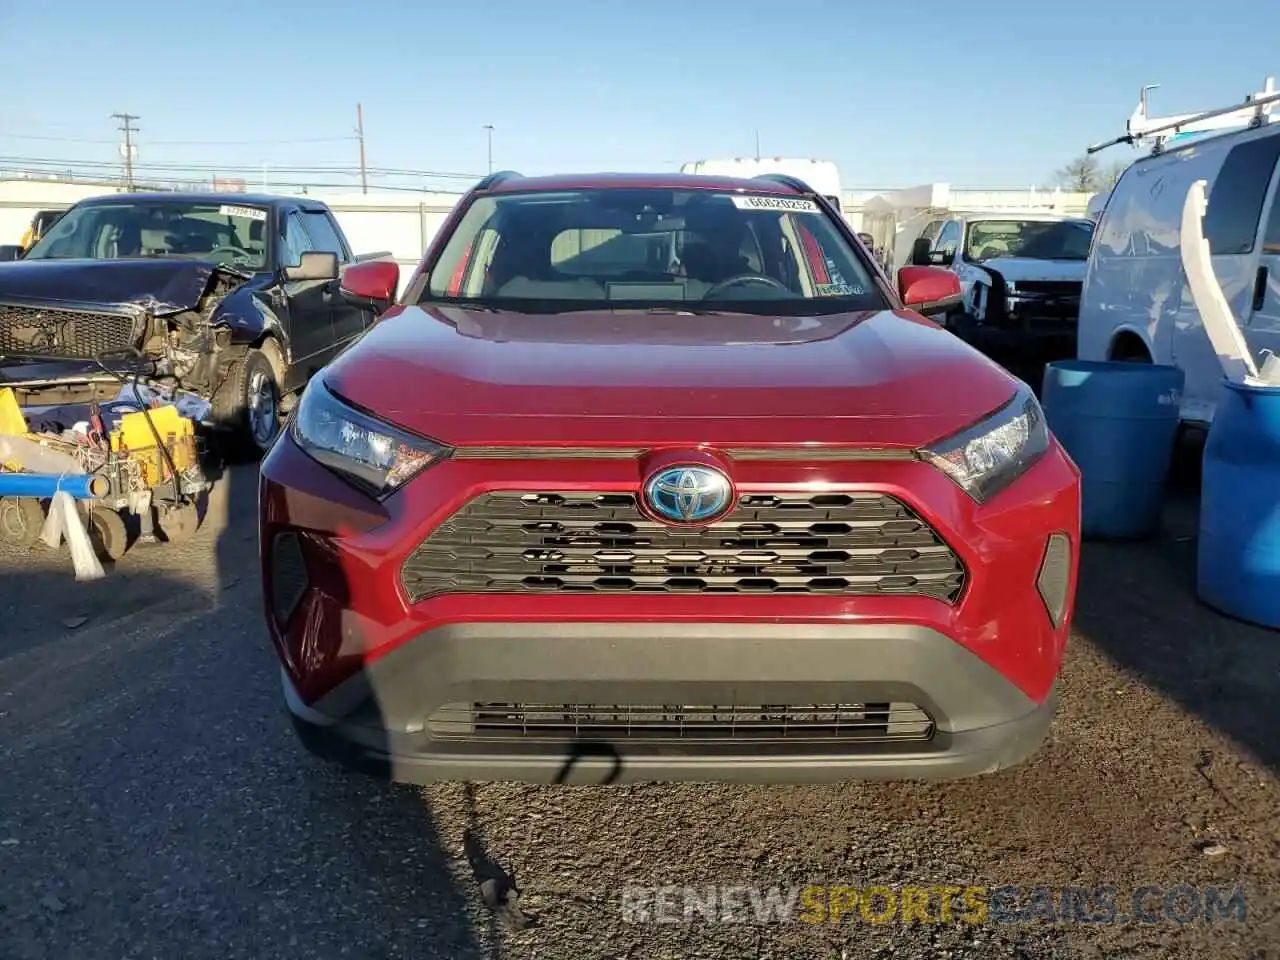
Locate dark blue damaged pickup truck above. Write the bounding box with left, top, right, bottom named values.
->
left=0, top=192, right=389, bottom=456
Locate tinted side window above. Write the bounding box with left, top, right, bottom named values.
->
left=934, top=221, right=962, bottom=256
left=280, top=211, right=314, bottom=267
left=1264, top=171, right=1280, bottom=255
left=920, top=219, right=945, bottom=243
left=301, top=211, right=349, bottom=262
left=1204, top=134, right=1280, bottom=255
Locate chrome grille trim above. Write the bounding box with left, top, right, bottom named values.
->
left=401, top=490, right=966, bottom=602
left=0, top=302, right=144, bottom=360
left=449, top=446, right=917, bottom=461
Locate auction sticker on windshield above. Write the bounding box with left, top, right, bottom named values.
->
left=730, top=196, right=820, bottom=213
left=219, top=204, right=268, bottom=221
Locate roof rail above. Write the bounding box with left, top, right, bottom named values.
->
left=474, top=170, right=523, bottom=190
left=1088, top=77, right=1280, bottom=155
left=752, top=173, right=816, bottom=195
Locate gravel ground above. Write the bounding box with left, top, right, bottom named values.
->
left=0, top=461, right=1277, bottom=959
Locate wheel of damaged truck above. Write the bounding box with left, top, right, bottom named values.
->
left=156, top=502, right=200, bottom=544
left=212, top=345, right=283, bottom=462
left=0, top=497, right=46, bottom=547
left=87, top=508, right=129, bottom=562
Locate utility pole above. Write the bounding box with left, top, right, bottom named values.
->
left=112, top=113, right=139, bottom=190
left=484, top=124, right=494, bottom=174
left=754, top=129, right=760, bottom=161
left=356, top=103, right=368, bottom=194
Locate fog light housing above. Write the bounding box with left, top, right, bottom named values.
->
left=271, top=530, right=310, bottom=628
left=1036, top=532, right=1072, bottom=628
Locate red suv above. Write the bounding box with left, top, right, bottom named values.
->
left=258, top=172, right=1080, bottom=785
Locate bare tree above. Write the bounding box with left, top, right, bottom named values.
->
left=1101, top=160, right=1130, bottom=189
left=1055, top=155, right=1102, bottom=192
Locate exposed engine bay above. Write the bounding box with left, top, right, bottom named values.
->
left=0, top=263, right=255, bottom=412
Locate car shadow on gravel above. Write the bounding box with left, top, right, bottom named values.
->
left=216, top=461, right=492, bottom=958
left=0, top=560, right=211, bottom=662
left=1068, top=434, right=1280, bottom=773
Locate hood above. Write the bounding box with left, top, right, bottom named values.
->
left=0, top=258, right=243, bottom=313
left=974, top=257, right=1086, bottom=282
left=323, top=305, right=1021, bottom=448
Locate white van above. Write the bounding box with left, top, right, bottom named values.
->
left=1077, top=122, right=1280, bottom=426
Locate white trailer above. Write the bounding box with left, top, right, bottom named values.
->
left=680, top=158, right=843, bottom=211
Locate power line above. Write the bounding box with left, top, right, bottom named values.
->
left=0, top=155, right=481, bottom=179
left=0, top=160, right=478, bottom=195
left=1, top=131, right=360, bottom=146
left=111, top=112, right=138, bottom=190
left=0, top=170, right=468, bottom=195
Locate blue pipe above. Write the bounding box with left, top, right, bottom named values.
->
left=0, top=472, right=106, bottom=500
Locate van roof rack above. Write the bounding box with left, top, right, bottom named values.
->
left=1088, top=77, right=1279, bottom=155
left=475, top=170, right=523, bottom=190
left=752, top=172, right=815, bottom=195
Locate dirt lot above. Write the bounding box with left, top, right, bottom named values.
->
left=0, top=462, right=1277, bottom=959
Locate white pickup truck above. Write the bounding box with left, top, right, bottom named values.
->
left=905, top=211, right=1096, bottom=383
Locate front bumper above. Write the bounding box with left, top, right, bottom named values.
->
left=259, top=432, right=1080, bottom=785
left=285, top=623, right=1058, bottom=785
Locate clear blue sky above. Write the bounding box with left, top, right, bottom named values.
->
left=1, top=0, right=1275, bottom=190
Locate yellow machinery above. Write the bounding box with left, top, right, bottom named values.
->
left=0, top=388, right=26, bottom=469
left=0, top=386, right=210, bottom=559
left=109, top=405, right=201, bottom=488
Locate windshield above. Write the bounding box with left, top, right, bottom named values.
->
left=24, top=200, right=270, bottom=271
left=963, top=219, right=1094, bottom=262
left=422, top=187, right=884, bottom=315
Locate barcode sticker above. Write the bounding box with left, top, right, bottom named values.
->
left=730, top=195, right=820, bottom=213
left=219, top=204, right=268, bottom=221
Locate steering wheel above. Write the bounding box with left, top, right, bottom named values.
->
left=209, top=244, right=252, bottom=260
left=701, top=274, right=790, bottom=299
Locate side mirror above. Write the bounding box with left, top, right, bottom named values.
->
left=856, top=232, right=874, bottom=248
left=284, top=250, right=339, bottom=282
left=909, top=237, right=934, bottom=267
left=340, top=260, right=400, bottom=316
left=897, top=266, right=963, bottom=317
left=0, top=245, right=24, bottom=262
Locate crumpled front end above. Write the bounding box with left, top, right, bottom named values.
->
left=0, top=262, right=250, bottom=409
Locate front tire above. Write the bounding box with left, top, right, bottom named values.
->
left=87, top=508, right=129, bottom=562
left=212, top=343, right=283, bottom=461
left=0, top=497, right=45, bottom=547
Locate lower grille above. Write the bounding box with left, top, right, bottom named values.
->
left=428, top=702, right=935, bottom=744
left=1014, top=280, right=1082, bottom=298
left=0, top=303, right=143, bottom=359
left=401, top=491, right=966, bottom=602
left=270, top=531, right=309, bottom=627
left=1007, top=281, right=1082, bottom=326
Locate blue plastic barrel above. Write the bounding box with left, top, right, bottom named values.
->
left=1041, top=360, right=1185, bottom=538
left=1197, top=381, right=1280, bottom=628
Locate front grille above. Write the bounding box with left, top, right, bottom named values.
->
left=401, top=491, right=966, bottom=602
left=1007, top=281, right=1082, bottom=327
left=428, top=702, right=935, bottom=744
left=1013, top=280, right=1081, bottom=298
left=0, top=303, right=143, bottom=359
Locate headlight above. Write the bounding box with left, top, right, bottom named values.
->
left=920, top=382, right=1050, bottom=503
left=290, top=379, right=450, bottom=499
